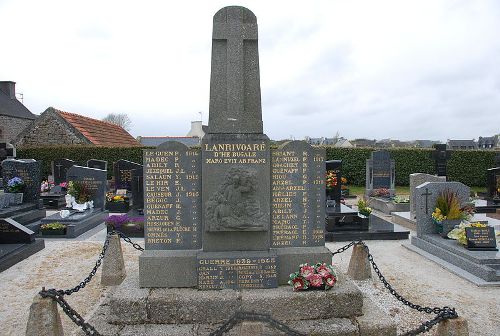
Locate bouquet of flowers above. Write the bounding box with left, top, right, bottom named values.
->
left=67, top=181, right=93, bottom=204
left=40, top=180, right=54, bottom=193
left=106, top=192, right=125, bottom=202
left=340, top=177, right=348, bottom=190
left=288, top=263, right=337, bottom=291
left=357, top=198, right=372, bottom=217
left=7, top=177, right=25, bottom=193
left=447, top=222, right=488, bottom=245
left=371, top=188, right=390, bottom=198
left=326, top=172, right=338, bottom=190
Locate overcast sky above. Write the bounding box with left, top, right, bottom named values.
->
left=1, top=0, right=499, bottom=141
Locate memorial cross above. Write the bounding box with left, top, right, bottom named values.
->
left=421, top=188, right=433, bottom=214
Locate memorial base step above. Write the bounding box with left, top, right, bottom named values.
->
left=79, top=274, right=396, bottom=336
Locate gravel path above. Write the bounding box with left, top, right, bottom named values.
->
left=1, top=230, right=499, bottom=335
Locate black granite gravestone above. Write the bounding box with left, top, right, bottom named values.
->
left=325, top=160, right=342, bottom=204
left=0, top=218, right=34, bottom=244
left=114, top=159, right=143, bottom=191
left=87, top=159, right=108, bottom=171
left=52, top=159, right=75, bottom=185
left=130, top=167, right=143, bottom=210
left=0, top=143, right=15, bottom=189
left=465, top=226, right=498, bottom=251
left=66, top=165, right=107, bottom=210
left=486, top=168, right=500, bottom=204
left=430, top=144, right=451, bottom=177
left=2, top=159, right=41, bottom=203
left=143, top=141, right=201, bottom=250
left=365, top=150, right=395, bottom=196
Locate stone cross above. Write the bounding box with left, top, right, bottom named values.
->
left=208, top=6, right=263, bottom=134
left=421, top=188, right=432, bottom=214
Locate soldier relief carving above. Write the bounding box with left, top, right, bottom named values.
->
left=206, top=167, right=266, bottom=231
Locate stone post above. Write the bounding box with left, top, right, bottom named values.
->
left=239, top=321, right=264, bottom=336
left=347, top=243, right=372, bottom=280
left=25, top=294, right=64, bottom=336
left=101, top=233, right=126, bottom=286
left=435, top=317, right=469, bottom=336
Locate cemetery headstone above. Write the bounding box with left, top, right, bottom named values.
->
left=66, top=166, right=107, bottom=210
left=271, top=141, right=325, bottom=248
left=0, top=143, right=16, bottom=189
left=52, top=159, right=75, bottom=185
left=430, top=144, right=451, bottom=177
left=410, top=173, right=446, bottom=219
left=365, top=150, right=395, bottom=196
left=486, top=168, right=500, bottom=201
left=0, top=218, right=35, bottom=244
left=143, top=141, right=201, bottom=250
left=2, top=159, right=41, bottom=203
left=87, top=159, right=108, bottom=171
left=113, top=159, right=143, bottom=191
left=414, top=181, right=469, bottom=237
left=130, top=167, right=143, bottom=210
left=325, top=160, right=342, bottom=205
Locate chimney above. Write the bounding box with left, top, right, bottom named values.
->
left=186, top=120, right=205, bottom=138
left=0, top=81, right=16, bottom=99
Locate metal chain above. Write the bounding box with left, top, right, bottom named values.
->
left=331, top=241, right=458, bottom=336
left=209, top=311, right=305, bottom=336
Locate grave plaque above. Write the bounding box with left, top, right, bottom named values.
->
left=131, top=167, right=144, bottom=210
left=465, top=227, right=498, bottom=251
left=87, top=159, right=108, bottom=171
left=0, top=218, right=35, bottom=244
left=2, top=159, right=41, bottom=202
left=430, top=144, right=451, bottom=177
left=144, top=141, right=201, bottom=250
left=366, top=150, right=395, bottom=196
left=114, top=159, right=143, bottom=191
left=52, top=159, right=75, bottom=185
left=197, top=251, right=278, bottom=290
left=270, top=141, right=325, bottom=248
left=66, top=166, right=107, bottom=210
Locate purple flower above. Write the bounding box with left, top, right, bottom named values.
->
left=105, top=214, right=130, bottom=228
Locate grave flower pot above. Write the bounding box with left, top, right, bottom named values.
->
left=6, top=192, right=23, bottom=205
left=106, top=201, right=130, bottom=213
left=41, top=228, right=66, bottom=236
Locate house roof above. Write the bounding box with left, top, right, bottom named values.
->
left=447, top=139, right=477, bottom=148
left=55, top=109, right=141, bottom=147
left=0, top=84, right=36, bottom=120
left=139, top=136, right=201, bottom=147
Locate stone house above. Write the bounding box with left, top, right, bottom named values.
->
left=0, top=81, right=37, bottom=143
left=137, top=120, right=207, bottom=147
left=446, top=139, right=478, bottom=150
left=477, top=135, right=499, bottom=149
left=14, top=107, right=141, bottom=147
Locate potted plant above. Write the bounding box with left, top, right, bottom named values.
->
left=105, top=214, right=144, bottom=237
left=40, top=222, right=67, bottom=235
left=105, top=192, right=130, bottom=212
left=67, top=181, right=93, bottom=211
left=6, top=177, right=25, bottom=205
left=431, top=190, right=474, bottom=237
left=357, top=198, right=372, bottom=217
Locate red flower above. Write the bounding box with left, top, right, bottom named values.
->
left=324, top=274, right=336, bottom=287
left=300, top=265, right=315, bottom=279
left=309, top=274, right=323, bottom=287
left=316, top=264, right=331, bottom=277
left=291, top=277, right=307, bottom=291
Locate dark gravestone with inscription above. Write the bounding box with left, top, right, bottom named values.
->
left=271, top=141, right=325, bottom=248
left=365, top=150, right=395, bottom=196
left=0, top=218, right=45, bottom=272
left=2, top=159, right=41, bottom=203
left=0, top=143, right=15, bottom=189
left=52, top=159, right=75, bottom=185
left=465, top=226, right=498, bottom=251
left=87, top=159, right=108, bottom=171
left=114, top=159, right=143, bottom=191
left=130, top=168, right=144, bottom=210
left=66, top=166, right=107, bottom=210
left=139, top=6, right=330, bottom=289
left=486, top=168, right=500, bottom=203
left=143, top=141, right=201, bottom=250
left=325, top=160, right=342, bottom=205
left=430, top=144, right=451, bottom=177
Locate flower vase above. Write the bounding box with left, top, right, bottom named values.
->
left=65, top=194, right=75, bottom=208
left=7, top=192, right=23, bottom=205
left=441, top=219, right=462, bottom=238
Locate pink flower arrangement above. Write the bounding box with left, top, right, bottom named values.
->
left=288, top=263, right=337, bottom=291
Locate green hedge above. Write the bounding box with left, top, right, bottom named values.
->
left=16, top=145, right=498, bottom=187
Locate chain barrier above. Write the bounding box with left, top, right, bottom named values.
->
left=38, top=230, right=144, bottom=336
left=331, top=241, right=459, bottom=336
left=37, top=233, right=459, bottom=336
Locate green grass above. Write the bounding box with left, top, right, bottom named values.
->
left=346, top=186, right=486, bottom=197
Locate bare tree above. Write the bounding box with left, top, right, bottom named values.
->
left=102, top=113, right=132, bottom=131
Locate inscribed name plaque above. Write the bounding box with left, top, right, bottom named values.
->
left=66, top=166, right=107, bottom=210
left=202, top=134, right=270, bottom=232
left=144, top=141, right=201, bottom=249
left=114, top=159, right=143, bottom=191
left=271, top=141, right=325, bottom=248
left=197, top=251, right=278, bottom=290
left=465, top=227, right=498, bottom=251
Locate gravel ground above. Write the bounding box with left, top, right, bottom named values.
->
left=1, top=230, right=499, bottom=336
